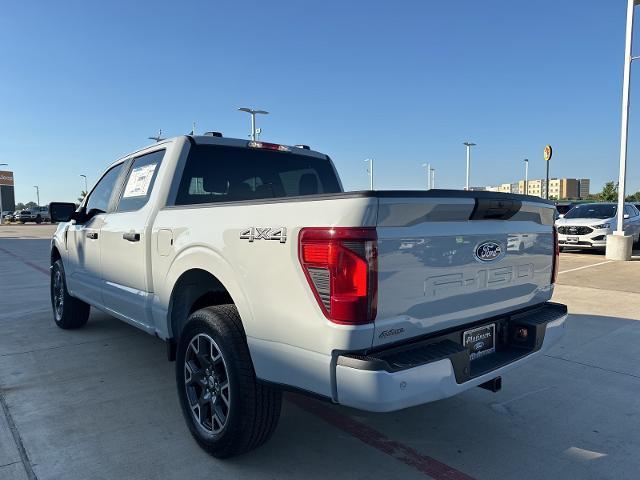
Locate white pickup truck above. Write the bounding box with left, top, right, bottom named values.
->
left=49, top=134, right=566, bottom=458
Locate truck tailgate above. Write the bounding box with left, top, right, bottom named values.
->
left=373, top=194, right=556, bottom=348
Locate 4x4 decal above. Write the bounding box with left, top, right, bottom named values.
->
left=240, top=227, right=287, bottom=244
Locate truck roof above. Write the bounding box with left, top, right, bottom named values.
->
left=113, top=135, right=330, bottom=167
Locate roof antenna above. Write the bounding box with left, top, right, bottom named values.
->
left=190, top=121, right=196, bottom=136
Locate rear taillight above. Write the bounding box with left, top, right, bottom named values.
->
left=299, top=227, right=377, bottom=325
left=551, top=227, right=559, bottom=284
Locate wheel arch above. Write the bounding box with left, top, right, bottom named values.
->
left=168, top=268, right=237, bottom=341
left=51, top=245, right=61, bottom=266
left=158, top=245, right=255, bottom=362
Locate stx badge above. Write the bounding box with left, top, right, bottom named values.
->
left=240, top=227, right=287, bottom=244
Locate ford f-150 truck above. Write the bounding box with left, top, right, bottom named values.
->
left=49, top=134, right=566, bottom=458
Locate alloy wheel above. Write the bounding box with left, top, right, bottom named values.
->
left=53, top=269, right=64, bottom=320
left=184, top=333, right=230, bottom=435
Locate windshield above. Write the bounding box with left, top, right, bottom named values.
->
left=564, top=204, right=616, bottom=219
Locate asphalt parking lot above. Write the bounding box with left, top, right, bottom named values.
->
left=1, top=225, right=639, bottom=480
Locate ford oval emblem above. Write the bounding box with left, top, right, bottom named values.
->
left=475, top=241, right=503, bottom=262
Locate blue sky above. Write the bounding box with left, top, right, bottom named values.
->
left=1, top=0, right=639, bottom=204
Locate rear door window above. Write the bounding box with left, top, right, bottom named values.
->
left=117, top=150, right=164, bottom=212
left=174, top=144, right=341, bottom=205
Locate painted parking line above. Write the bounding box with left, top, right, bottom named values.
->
left=289, top=394, right=475, bottom=480
left=0, top=244, right=475, bottom=480
left=558, top=260, right=613, bottom=275
left=0, top=246, right=50, bottom=276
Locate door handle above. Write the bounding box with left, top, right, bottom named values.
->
left=86, top=232, right=98, bottom=239
left=123, top=232, right=141, bottom=242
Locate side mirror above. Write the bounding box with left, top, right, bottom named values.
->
left=558, top=214, right=565, bottom=219
left=49, top=202, right=78, bottom=223
left=624, top=213, right=630, bottom=219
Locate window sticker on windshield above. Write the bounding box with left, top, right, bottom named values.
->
left=123, top=164, right=157, bottom=198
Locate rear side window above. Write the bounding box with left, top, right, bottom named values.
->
left=174, top=145, right=341, bottom=206
left=117, top=150, right=164, bottom=212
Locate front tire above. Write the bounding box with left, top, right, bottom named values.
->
left=51, top=259, right=90, bottom=329
left=176, top=305, right=282, bottom=458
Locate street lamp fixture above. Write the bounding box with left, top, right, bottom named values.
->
left=80, top=174, right=88, bottom=193
left=148, top=129, right=165, bottom=142
left=238, top=107, right=269, bottom=141
left=463, top=142, right=476, bottom=190
left=524, top=159, right=529, bottom=195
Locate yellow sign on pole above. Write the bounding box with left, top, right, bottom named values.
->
left=543, top=145, right=553, bottom=162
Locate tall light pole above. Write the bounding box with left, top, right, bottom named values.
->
left=80, top=174, right=88, bottom=193
left=422, top=163, right=431, bottom=189
left=364, top=158, right=374, bottom=190
left=33, top=185, right=40, bottom=206
left=463, top=142, right=476, bottom=190
left=0, top=164, right=7, bottom=216
left=607, top=0, right=640, bottom=260
left=616, top=0, right=640, bottom=235
left=238, top=107, right=269, bottom=141
left=524, top=158, right=529, bottom=195
left=430, top=167, right=436, bottom=189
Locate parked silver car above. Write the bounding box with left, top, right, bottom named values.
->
left=555, top=202, right=640, bottom=250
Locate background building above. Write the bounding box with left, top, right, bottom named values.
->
left=483, top=178, right=590, bottom=200
left=0, top=170, right=15, bottom=213
left=578, top=179, right=590, bottom=198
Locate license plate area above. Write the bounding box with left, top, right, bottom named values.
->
left=566, top=236, right=579, bottom=243
left=463, top=324, right=496, bottom=360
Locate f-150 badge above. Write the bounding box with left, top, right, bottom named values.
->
left=240, top=227, right=287, bottom=243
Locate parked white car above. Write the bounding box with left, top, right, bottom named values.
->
left=555, top=202, right=640, bottom=250
left=15, top=206, right=50, bottom=223
left=48, top=134, right=566, bottom=457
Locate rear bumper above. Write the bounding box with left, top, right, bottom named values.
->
left=335, top=302, right=567, bottom=412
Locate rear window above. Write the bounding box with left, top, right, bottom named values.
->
left=174, top=144, right=341, bottom=205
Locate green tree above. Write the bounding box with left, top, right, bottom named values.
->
left=626, top=191, right=640, bottom=202
left=78, top=190, right=87, bottom=203
left=15, top=202, right=25, bottom=210
left=599, top=181, right=618, bottom=202
left=24, top=201, right=37, bottom=209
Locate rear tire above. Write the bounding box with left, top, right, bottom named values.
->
left=51, top=259, right=90, bottom=329
left=176, top=305, right=282, bottom=458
